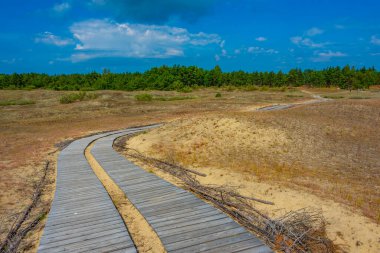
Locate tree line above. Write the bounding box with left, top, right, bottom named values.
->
left=0, top=65, right=378, bottom=91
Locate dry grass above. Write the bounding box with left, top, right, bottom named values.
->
left=130, top=100, right=380, bottom=222
left=0, top=88, right=306, bottom=251
left=127, top=93, right=380, bottom=252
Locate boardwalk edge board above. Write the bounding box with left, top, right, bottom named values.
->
left=91, top=128, right=273, bottom=253
left=38, top=125, right=272, bottom=253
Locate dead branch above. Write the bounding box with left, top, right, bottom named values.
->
left=0, top=161, right=50, bottom=253
left=115, top=137, right=336, bottom=253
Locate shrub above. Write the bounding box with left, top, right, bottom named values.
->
left=178, top=86, right=193, bottom=93
left=215, top=92, right=222, bottom=98
left=135, top=93, right=153, bottom=101
left=59, top=91, right=98, bottom=104
left=223, top=85, right=237, bottom=92
left=242, top=85, right=259, bottom=91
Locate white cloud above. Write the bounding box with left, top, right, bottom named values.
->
left=35, top=32, right=74, bottom=46
left=306, top=27, right=324, bottom=36
left=247, top=46, right=278, bottom=54
left=290, top=36, right=326, bottom=48
left=311, top=50, right=347, bottom=62
left=335, top=24, right=345, bottom=30
left=255, top=36, right=267, bottom=42
left=1, top=58, right=16, bottom=64
left=53, top=2, right=71, bottom=13
left=69, top=19, right=221, bottom=61
left=371, top=35, right=380, bottom=45
left=214, top=54, right=220, bottom=61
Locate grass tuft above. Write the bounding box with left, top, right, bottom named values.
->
left=0, top=99, right=35, bottom=106
left=134, top=93, right=153, bottom=101
left=322, top=95, right=344, bottom=99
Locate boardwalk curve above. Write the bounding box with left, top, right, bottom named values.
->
left=38, top=132, right=136, bottom=253
left=91, top=128, right=272, bottom=253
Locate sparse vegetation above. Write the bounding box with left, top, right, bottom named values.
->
left=154, top=96, right=195, bottom=101
left=349, top=96, right=370, bottom=99
left=134, top=93, right=153, bottom=101
left=59, top=91, right=98, bottom=104
left=126, top=97, right=380, bottom=252
left=286, top=94, right=304, bottom=98
left=0, top=99, right=35, bottom=106
left=322, top=95, right=344, bottom=99
left=1, top=88, right=379, bottom=252
left=129, top=101, right=380, bottom=223
left=215, top=92, right=222, bottom=98
left=135, top=93, right=196, bottom=101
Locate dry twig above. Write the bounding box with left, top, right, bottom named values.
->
left=0, top=161, right=51, bottom=253
left=114, top=135, right=336, bottom=253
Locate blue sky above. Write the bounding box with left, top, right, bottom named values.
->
left=1, top=0, right=380, bottom=73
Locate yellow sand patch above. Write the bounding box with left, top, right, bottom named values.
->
left=126, top=108, right=380, bottom=253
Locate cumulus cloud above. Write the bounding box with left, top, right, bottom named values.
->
left=255, top=36, right=267, bottom=42
left=53, top=2, right=71, bottom=13
left=89, top=0, right=216, bottom=23
left=306, top=27, right=324, bottom=36
left=35, top=32, right=74, bottom=46
left=290, top=36, right=326, bottom=48
left=311, top=50, right=347, bottom=62
left=69, top=19, right=221, bottom=61
left=371, top=35, right=380, bottom=45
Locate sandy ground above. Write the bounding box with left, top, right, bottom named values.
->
left=85, top=142, right=165, bottom=253
left=126, top=140, right=380, bottom=253
left=1, top=88, right=379, bottom=251
left=126, top=100, right=380, bottom=253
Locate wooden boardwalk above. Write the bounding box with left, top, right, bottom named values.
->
left=91, top=129, right=272, bottom=253
left=38, top=132, right=137, bottom=253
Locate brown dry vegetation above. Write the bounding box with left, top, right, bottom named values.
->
left=130, top=100, right=380, bottom=221
left=127, top=91, right=380, bottom=252
left=0, top=88, right=307, bottom=251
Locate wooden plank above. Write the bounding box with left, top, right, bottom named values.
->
left=149, top=206, right=216, bottom=224
left=232, top=245, right=273, bottom=253
left=152, top=210, right=223, bottom=228
left=88, top=129, right=272, bottom=253
left=156, top=217, right=233, bottom=238
left=38, top=130, right=137, bottom=253
left=165, top=227, right=247, bottom=251
left=160, top=221, right=241, bottom=244
left=169, top=233, right=253, bottom=253
left=204, top=240, right=267, bottom=253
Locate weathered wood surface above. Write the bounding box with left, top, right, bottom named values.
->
left=38, top=131, right=137, bottom=253
left=91, top=130, right=272, bottom=253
